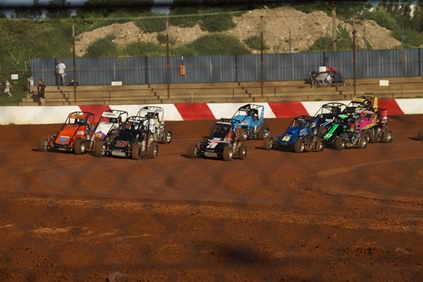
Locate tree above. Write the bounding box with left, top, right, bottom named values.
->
left=45, top=0, right=71, bottom=18
left=11, top=0, right=43, bottom=19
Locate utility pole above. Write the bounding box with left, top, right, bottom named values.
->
left=352, top=14, right=357, bottom=97
left=166, top=18, right=170, bottom=99
left=72, top=20, right=77, bottom=104
left=332, top=2, right=336, bottom=51
left=260, top=15, right=264, bottom=99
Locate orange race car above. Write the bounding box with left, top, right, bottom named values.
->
left=37, top=111, right=95, bottom=154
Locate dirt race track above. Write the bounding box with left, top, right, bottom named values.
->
left=0, top=115, right=423, bottom=281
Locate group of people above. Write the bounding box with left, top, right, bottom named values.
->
left=23, top=59, right=66, bottom=106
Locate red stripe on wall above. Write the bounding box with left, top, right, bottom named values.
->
left=378, top=99, right=404, bottom=115
left=174, top=103, right=215, bottom=120
left=268, top=102, right=308, bottom=118
left=79, top=105, right=112, bottom=122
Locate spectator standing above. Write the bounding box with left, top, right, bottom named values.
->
left=4, top=79, right=11, bottom=97
left=55, top=59, right=66, bottom=88
left=37, top=79, right=46, bottom=106
left=27, top=76, right=35, bottom=94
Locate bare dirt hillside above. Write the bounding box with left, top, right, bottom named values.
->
left=75, top=6, right=401, bottom=57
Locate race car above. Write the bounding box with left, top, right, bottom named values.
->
left=314, top=102, right=347, bottom=137
left=322, top=113, right=369, bottom=150
left=188, top=118, right=247, bottom=161
left=263, top=115, right=324, bottom=153
left=231, top=104, right=270, bottom=140
left=37, top=111, right=95, bottom=154
left=136, top=106, right=172, bottom=144
left=345, top=96, right=379, bottom=113
left=96, top=115, right=158, bottom=160
left=358, top=108, right=394, bottom=143
left=88, top=109, right=128, bottom=154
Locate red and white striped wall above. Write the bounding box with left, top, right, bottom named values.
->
left=0, top=98, right=422, bottom=125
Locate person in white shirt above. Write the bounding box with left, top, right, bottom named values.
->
left=55, top=59, right=66, bottom=87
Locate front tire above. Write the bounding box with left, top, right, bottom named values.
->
left=74, top=138, right=86, bottom=155
left=334, top=137, right=346, bottom=151
left=149, top=142, right=159, bottom=158
left=223, top=146, right=233, bottom=161
left=163, top=130, right=172, bottom=144
left=294, top=139, right=305, bottom=153
left=131, top=142, right=141, bottom=160
left=238, top=144, right=247, bottom=160
left=263, top=136, right=274, bottom=150
left=188, top=144, right=199, bottom=158
left=358, top=134, right=369, bottom=149
left=94, top=140, right=105, bottom=157
left=37, top=138, right=49, bottom=152
left=383, top=128, right=394, bottom=143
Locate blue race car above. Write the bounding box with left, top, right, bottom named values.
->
left=263, top=115, right=324, bottom=153
left=231, top=104, right=270, bottom=140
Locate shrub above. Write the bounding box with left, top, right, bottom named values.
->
left=85, top=35, right=118, bottom=57
left=244, top=35, right=268, bottom=51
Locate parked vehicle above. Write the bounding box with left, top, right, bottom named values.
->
left=188, top=118, right=247, bottom=161
left=136, top=106, right=172, bottom=144
left=309, top=66, right=345, bottom=88
left=231, top=104, right=269, bottom=140
left=263, top=115, right=324, bottom=153
left=88, top=109, right=128, bottom=153
left=37, top=111, right=95, bottom=154
left=96, top=115, right=158, bottom=160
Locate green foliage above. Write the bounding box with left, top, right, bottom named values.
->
left=308, top=25, right=353, bottom=52
left=85, top=35, right=118, bottom=57
left=121, top=41, right=165, bottom=57
left=199, top=8, right=236, bottom=32
left=134, top=12, right=167, bottom=33
left=157, top=33, right=167, bottom=44
left=244, top=35, right=268, bottom=51
left=169, top=7, right=200, bottom=27
left=362, top=6, right=399, bottom=32
left=175, top=34, right=250, bottom=55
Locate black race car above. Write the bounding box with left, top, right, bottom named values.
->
left=95, top=115, right=158, bottom=160
left=188, top=118, right=247, bottom=161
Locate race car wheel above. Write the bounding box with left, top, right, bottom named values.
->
left=74, top=138, right=86, bottom=155
left=334, top=137, right=346, bottom=151
left=163, top=130, right=172, bottom=144
left=259, top=127, right=270, bottom=139
left=37, top=138, right=49, bottom=152
left=131, top=142, right=141, bottom=160
left=263, top=136, right=274, bottom=150
left=94, top=140, right=105, bottom=157
left=383, top=128, right=394, bottom=143
left=238, top=144, right=247, bottom=160
left=418, top=129, right=423, bottom=140
left=316, top=138, right=324, bottom=152
left=293, top=139, right=305, bottom=153
left=240, top=130, right=248, bottom=141
left=188, top=144, right=199, bottom=158
left=223, top=146, right=233, bottom=161
left=358, top=134, right=369, bottom=149
left=149, top=142, right=159, bottom=158
left=317, top=126, right=328, bottom=138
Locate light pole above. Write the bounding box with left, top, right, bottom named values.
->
left=352, top=14, right=357, bottom=97
left=260, top=15, right=264, bottom=99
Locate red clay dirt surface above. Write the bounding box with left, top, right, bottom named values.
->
left=0, top=115, right=422, bottom=281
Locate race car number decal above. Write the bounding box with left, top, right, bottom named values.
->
left=282, top=135, right=291, bottom=141
left=207, top=142, right=218, bottom=149
left=114, top=140, right=129, bottom=148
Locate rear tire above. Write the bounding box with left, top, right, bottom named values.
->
left=383, top=128, right=394, bottom=143
left=37, top=138, right=49, bottom=152
left=223, top=146, right=233, bottom=161
left=74, top=138, right=86, bottom=155
left=316, top=138, right=324, bottom=152
left=149, top=142, right=159, bottom=158
left=293, top=139, right=305, bottom=153
left=131, top=142, right=141, bottom=160
left=163, top=130, right=172, bottom=144
left=238, top=144, right=247, bottom=160
left=240, top=130, right=248, bottom=141
left=334, top=137, right=346, bottom=151
left=358, top=134, right=369, bottom=149
left=263, top=136, right=274, bottom=150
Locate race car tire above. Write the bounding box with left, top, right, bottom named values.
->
left=223, top=146, right=233, bottom=161
left=383, top=128, right=394, bottom=143
left=163, top=130, right=172, bottom=144
left=188, top=144, right=199, bottom=158
left=74, top=138, right=86, bottom=155
left=294, top=139, right=305, bottom=153
left=334, top=137, right=346, bottom=151
left=94, top=140, right=105, bottom=157
left=259, top=127, right=270, bottom=140
left=316, top=138, right=324, bottom=152
left=238, top=144, right=247, bottom=160
left=418, top=129, right=423, bottom=140
left=240, top=130, right=248, bottom=141
left=149, top=142, right=159, bottom=158
left=131, top=142, right=141, bottom=160
left=263, top=136, right=274, bottom=150
left=317, top=126, right=328, bottom=138
left=37, top=138, right=49, bottom=152
left=358, top=134, right=369, bottom=149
